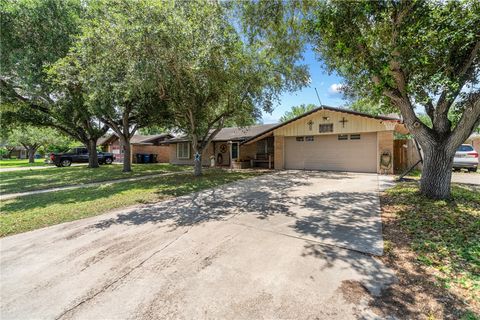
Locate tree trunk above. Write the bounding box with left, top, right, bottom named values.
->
left=420, top=143, right=455, bottom=199
left=191, top=138, right=203, bottom=176
left=194, top=152, right=202, bottom=176
left=27, top=148, right=36, bottom=163
left=6, top=148, right=15, bottom=159
left=121, top=138, right=132, bottom=173
left=86, top=139, right=99, bottom=168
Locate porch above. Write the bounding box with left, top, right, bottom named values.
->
left=214, top=136, right=274, bottom=169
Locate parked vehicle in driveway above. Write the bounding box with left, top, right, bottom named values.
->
left=49, top=147, right=115, bottom=167
left=453, top=144, right=478, bottom=172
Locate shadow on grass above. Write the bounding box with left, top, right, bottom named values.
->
left=369, top=182, right=480, bottom=319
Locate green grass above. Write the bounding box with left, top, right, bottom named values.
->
left=0, top=169, right=263, bottom=237
left=0, top=163, right=190, bottom=194
left=384, top=182, right=480, bottom=304
left=0, top=158, right=46, bottom=167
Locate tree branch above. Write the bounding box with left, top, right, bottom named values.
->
left=447, top=91, right=480, bottom=153
left=436, top=40, right=480, bottom=116
left=0, top=78, right=50, bottom=114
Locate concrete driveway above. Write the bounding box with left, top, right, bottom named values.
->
left=0, top=171, right=394, bottom=320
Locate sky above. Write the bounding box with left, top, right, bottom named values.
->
left=261, top=47, right=347, bottom=124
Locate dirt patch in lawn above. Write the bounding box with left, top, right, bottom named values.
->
left=371, top=182, right=479, bottom=320
left=338, top=280, right=370, bottom=305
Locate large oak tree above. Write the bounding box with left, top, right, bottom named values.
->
left=58, top=0, right=172, bottom=172
left=160, top=1, right=308, bottom=176
left=242, top=0, right=480, bottom=199
left=0, top=0, right=109, bottom=168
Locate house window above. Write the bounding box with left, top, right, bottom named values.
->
left=338, top=134, right=348, bottom=140
left=350, top=134, right=361, bottom=140
left=319, top=123, right=333, bottom=133
left=296, top=137, right=304, bottom=142
left=305, top=136, right=314, bottom=142
left=177, top=142, right=190, bottom=159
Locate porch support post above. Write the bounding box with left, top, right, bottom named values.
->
left=228, top=141, right=233, bottom=170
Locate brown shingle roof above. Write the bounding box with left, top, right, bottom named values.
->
left=166, top=124, right=277, bottom=143
left=98, top=133, right=173, bottom=145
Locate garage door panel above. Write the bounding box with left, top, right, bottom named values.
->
left=285, top=133, right=377, bottom=173
left=284, top=137, right=304, bottom=170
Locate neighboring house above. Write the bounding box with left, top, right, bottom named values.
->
left=466, top=133, right=480, bottom=154
left=167, top=106, right=403, bottom=174
left=1, top=146, right=27, bottom=159
left=98, top=133, right=173, bottom=163
left=393, top=129, right=480, bottom=174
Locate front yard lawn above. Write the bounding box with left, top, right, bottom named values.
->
left=379, top=182, right=479, bottom=319
left=0, top=163, right=190, bottom=194
left=0, top=158, right=46, bottom=167
left=0, top=169, right=263, bottom=237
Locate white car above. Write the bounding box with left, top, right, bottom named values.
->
left=453, top=144, right=478, bottom=172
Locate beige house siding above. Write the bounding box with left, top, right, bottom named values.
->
left=273, top=109, right=390, bottom=137
left=212, top=142, right=230, bottom=166
left=169, top=140, right=270, bottom=167
left=466, top=136, right=480, bottom=154
left=269, top=109, right=396, bottom=174
left=169, top=143, right=213, bottom=166
left=377, top=131, right=394, bottom=174
left=274, top=135, right=284, bottom=170
left=239, top=143, right=257, bottom=161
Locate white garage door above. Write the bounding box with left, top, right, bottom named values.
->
left=284, top=133, right=377, bottom=173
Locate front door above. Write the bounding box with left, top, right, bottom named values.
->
left=231, top=142, right=239, bottom=160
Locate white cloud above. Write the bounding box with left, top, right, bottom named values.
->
left=328, top=83, right=344, bottom=94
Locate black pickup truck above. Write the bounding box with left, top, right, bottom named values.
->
left=49, top=147, right=115, bottom=167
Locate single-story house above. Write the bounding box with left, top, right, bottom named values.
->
left=98, top=133, right=173, bottom=163
left=166, top=124, right=277, bottom=168
left=167, top=106, right=403, bottom=174
left=1, top=146, right=27, bottom=159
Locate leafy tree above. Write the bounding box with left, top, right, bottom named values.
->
left=7, top=126, right=62, bottom=163
left=280, top=104, right=316, bottom=122
left=0, top=0, right=109, bottom=168
left=345, top=97, right=392, bottom=117
left=242, top=0, right=480, bottom=199
left=40, top=134, right=78, bottom=155
left=161, top=1, right=307, bottom=176
left=61, top=0, right=172, bottom=172
left=138, top=126, right=168, bottom=136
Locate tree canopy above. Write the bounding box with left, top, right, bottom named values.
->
left=156, top=1, right=308, bottom=175
left=6, top=125, right=63, bottom=162
left=0, top=0, right=110, bottom=168
left=54, top=0, right=172, bottom=172
left=280, top=104, right=316, bottom=122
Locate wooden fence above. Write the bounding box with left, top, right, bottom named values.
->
left=393, top=139, right=422, bottom=174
